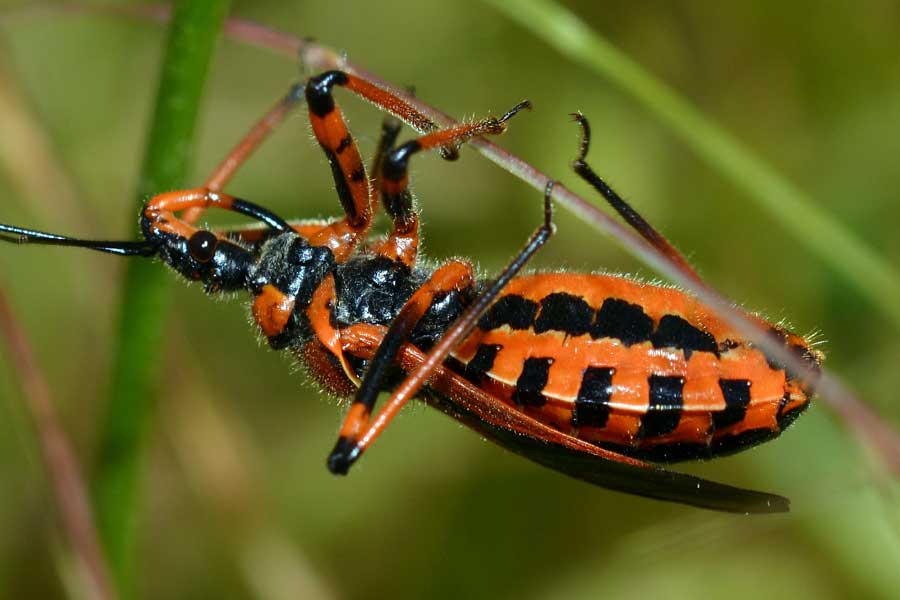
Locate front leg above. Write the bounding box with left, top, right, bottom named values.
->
left=303, top=72, right=375, bottom=261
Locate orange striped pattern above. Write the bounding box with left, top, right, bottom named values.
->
left=450, top=273, right=817, bottom=456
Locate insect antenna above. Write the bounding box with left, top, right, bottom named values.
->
left=0, top=223, right=158, bottom=257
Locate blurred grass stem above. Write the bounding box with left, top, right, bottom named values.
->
left=91, top=1, right=231, bottom=596
left=0, top=288, right=115, bottom=600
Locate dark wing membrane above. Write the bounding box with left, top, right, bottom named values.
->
left=419, top=365, right=789, bottom=514
left=478, top=416, right=787, bottom=514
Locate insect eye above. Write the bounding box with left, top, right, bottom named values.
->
left=188, top=230, right=218, bottom=263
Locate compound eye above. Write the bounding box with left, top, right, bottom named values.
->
left=188, top=230, right=218, bottom=263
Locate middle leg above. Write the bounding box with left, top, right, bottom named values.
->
left=374, top=100, right=533, bottom=267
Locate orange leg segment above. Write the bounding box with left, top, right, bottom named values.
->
left=141, top=84, right=310, bottom=244
left=338, top=72, right=439, bottom=137
left=327, top=182, right=555, bottom=474
left=211, top=219, right=334, bottom=244
left=327, top=260, right=475, bottom=473
left=183, top=84, right=306, bottom=225
left=142, top=188, right=292, bottom=244
left=369, top=116, right=403, bottom=219
left=304, top=274, right=360, bottom=387
left=337, top=322, right=648, bottom=469
left=305, top=72, right=373, bottom=236
left=375, top=100, right=532, bottom=268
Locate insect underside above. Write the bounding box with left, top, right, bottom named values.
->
left=0, top=70, right=822, bottom=514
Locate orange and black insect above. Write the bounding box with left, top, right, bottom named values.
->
left=0, top=70, right=821, bottom=513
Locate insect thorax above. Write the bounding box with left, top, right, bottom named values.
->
left=249, top=232, right=469, bottom=355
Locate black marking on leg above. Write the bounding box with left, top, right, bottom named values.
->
left=306, top=71, right=349, bottom=117
left=534, top=292, right=593, bottom=336
left=349, top=165, right=367, bottom=183
left=463, top=344, right=502, bottom=384
left=713, top=379, right=752, bottom=430
left=640, top=375, right=684, bottom=438
left=336, top=135, right=352, bottom=154
left=322, top=147, right=358, bottom=223
left=327, top=436, right=358, bottom=475
left=651, top=314, right=718, bottom=359
left=384, top=189, right=414, bottom=225
left=572, top=367, right=614, bottom=428
left=230, top=198, right=292, bottom=232
left=512, top=357, right=554, bottom=407
left=478, top=295, right=539, bottom=331
left=383, top=141, right=421, bottom=181
left=590, top=298, right=653, bottom=346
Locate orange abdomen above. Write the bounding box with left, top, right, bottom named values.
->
left=450, top=273, right=820, bottom=462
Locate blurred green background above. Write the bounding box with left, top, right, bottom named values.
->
left=1, top=1, right=899, bottom=598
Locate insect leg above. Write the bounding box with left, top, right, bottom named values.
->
left=3, top=87, right=308, bottom=254
left=375, top=100, right=532, bottom=268
left=181, top=84, right=307, bottom=224
left=308, top=71, right=440, bottom=140
left=328, top=181, right=556, bottom=473
left=570, top=113, right=702, bottom=283
left=213, top=220, right=333, bottom=245
left=299, top=274, right=360, bottom=381
left=369, top=116, right=403, bottom=217
left=326, top=261, right=475, bottom=474
left=142, top=189, right=292, bottom=242
left=303, top=72, right=377, bottom=261
left=305, top=70, right=528, bottom=263
left=144, top=72, right=411, bottom=261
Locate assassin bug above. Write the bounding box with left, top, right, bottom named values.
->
left=0, top=70, right=821, bottom=513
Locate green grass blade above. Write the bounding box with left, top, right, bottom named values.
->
left=92, top=1, right=231, bottom=595
left=484, top=0, right=900, bottom=331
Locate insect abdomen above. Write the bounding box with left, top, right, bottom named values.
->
left=451, top=273, right=820, bottom=462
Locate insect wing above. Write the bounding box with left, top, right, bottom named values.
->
left=420, top=365, right=790, bottom=514
left=480, top=422, right=788, bottom=514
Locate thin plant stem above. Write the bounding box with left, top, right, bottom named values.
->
left=0, top=287, right=115, bottom=600
left=90, top=1, right=231, bottom=596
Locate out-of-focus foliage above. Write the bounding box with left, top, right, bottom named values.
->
left=0, top=1, right=898, bottom=598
